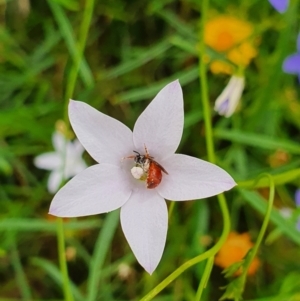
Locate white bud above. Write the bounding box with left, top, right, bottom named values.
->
left=214, top=75, right=245, bottom=117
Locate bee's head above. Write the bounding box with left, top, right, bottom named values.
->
left=133, top=151, right=146, bottom=165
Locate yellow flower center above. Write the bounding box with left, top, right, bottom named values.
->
left=204, top=15, right=258, bottom=74
left=215, top=31, right=234, bottom=52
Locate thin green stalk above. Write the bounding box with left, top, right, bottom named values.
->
left=198, top=0, right=215, bottom=164
left=220, top=174, right=275, bottom=300
left=195, top=256, right=214, bottom=301
left=198, top=0, right=231, bottom=294
left=168, top=201, right=176, bottom=219
left=57, top=218, right=73, bottom=301
left=55, top=1, right=95, bottom=301
left=141, top=2, right=232, bottom=299
left=140, top=199, right=229, bottom=301
left=64, top=0, right=95, bottom=124
left=87, top=211, right=119, bottom=301
left=240, top=174, right=274, bottom=284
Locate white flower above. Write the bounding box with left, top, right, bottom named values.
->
left=214, top=75, right=245, bottom=117
left=34, top=131, right=87, bottom=193
left=49, top=80, right=236, bottom=274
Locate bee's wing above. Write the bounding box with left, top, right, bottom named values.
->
left=152, top=160, right=168, bottom=175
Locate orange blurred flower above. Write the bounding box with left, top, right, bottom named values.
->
left=215, top=232, right=260, bottom=275
left=204, top=16, right=257, bottom=74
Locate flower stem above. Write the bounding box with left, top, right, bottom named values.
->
left=198, top=0, right=231, bottom=293
left=195, top=256, right=214, bottom=301
left=55, top=1, right=95, bottom=300
left=198, top=0, right=215, bottom=164
left=57, top=218, right=73, bottom=301
left=140, top=0, right=231, bottom=300
left=63, top=0, right=95, bottom=127
left=140, top=204, right=229, bottom=301
left=239, top=174, right=274, bottom=286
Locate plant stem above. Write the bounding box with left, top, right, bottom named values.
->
left=140, top=0, right=232, bottom=299
left=240, top=174, right=274, bottom=285
left=57, top=218, right=73, bottom=301
left=56, top=1, right=95, bottom=300
left=64, top=0, right=95, bottom=126
left=198, top=0, right=231, bottom=294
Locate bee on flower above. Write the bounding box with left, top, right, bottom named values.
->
left=49, top=81, right=236, bottom=274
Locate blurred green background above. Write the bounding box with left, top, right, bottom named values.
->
left=1, top=0, right=300, bottom=300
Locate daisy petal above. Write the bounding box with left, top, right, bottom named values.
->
left=120, top=188, right=168, bottom=274
left=133, top=80, right=184, bottom=161
left=69, top=100, right=134, bottom=165
left=157, top=154, right=236, bottom=201
left=48, top=170, right=63, bottom=194
left=34, top=153, right=61, bottom=170
left=49, top=164, right=132, bottom=217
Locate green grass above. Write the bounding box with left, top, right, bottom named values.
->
left=1, top=0, right=300, bottom=300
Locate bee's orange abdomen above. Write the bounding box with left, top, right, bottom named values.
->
left=147, top=162, right=163, bottom=189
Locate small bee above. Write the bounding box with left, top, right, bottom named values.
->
left=126, top=145, right=168, bottom=189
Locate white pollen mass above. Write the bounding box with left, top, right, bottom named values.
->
left=131, top=166, right=144, bottom=179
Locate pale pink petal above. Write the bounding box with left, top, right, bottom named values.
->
left=52, top=132, right=65, bottom=152
left=157, top=154, right=236, bottom=201
left=69, top=100, right=134, bottom=165
left=34, top=153, right=61, bottom=170
left=48, top=170, right=63, bottom=194
left=64, top=158, right=87, bottom=179
left=49, top=164, right=132, bottom=217
left=133, top=80, right=183, bottom=161
left=120, top=188, right=168, bottom=274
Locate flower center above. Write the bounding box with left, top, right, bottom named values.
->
left=123, top=145, right=168, bottom=189
left=216, top=31, right=234, bottom=51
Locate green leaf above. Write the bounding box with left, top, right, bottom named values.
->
left=47, top=0, right=94, bottom=87
left=87, top=211, right=119, bottom=301
left=115, top=67, right=198, bottom=103
left=31, top=257, right=85, bottom=301
left=103, top=40, right=171, bottom=79
left=0, top=219, right=101, bottom=232
left=215, top=129, right=300, bottom=154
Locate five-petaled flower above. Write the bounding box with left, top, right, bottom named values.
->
left=49, top=80, right=236, bottom=274
left=215, top=75, right=245, bottom=117
left=269, top=0, right=289, bottom=13
left=283, top=34, right=300, bottom=83
left=34, top=131, right=87, bottom=193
